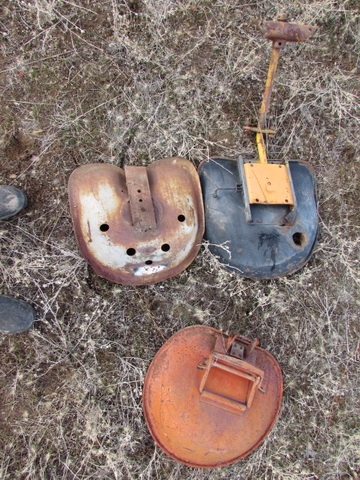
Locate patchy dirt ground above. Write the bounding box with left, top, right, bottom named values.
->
left=1, top=1, right=359, bottom=479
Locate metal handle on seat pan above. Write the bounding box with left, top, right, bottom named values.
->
left=199, top=351, right=264, bottom=415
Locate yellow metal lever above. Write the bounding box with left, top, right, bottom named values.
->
left=242, top=15, right=317, bottom=206
left=256, top=47, right=281, bottom=164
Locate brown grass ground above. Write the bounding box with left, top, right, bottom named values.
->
left=0, top=1, right=359, bottom=478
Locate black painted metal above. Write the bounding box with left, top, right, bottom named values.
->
left=199, top=158, right=318, bottom=278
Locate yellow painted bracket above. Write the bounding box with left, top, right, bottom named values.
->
left=243, top=163, right=294, bottom=205
left=242, top=15, right=317, bottom=208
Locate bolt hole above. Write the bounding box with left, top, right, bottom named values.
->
left=139, top=198, right=143, bottom=202
left=292, top=232, right=306, bottom=247
left=145, top=260, right=153, bottom=265
left=178, top=214, right=186, bottom=222
left=126, top=248, right=136, bottom=256
left=161, top=243, right=170, bottom=252
left=137, top=189, right=141, bottom=193
left=255, top=198, right=259, bottom=203
left=100, top=224, right=109, bottom=232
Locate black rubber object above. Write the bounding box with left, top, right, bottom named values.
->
left=199, top=158, right=318, bottom=279
left=0, top=185, right=27, bottom=220
left=0, top=295, right=36, bottom=334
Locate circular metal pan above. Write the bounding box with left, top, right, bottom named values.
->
left=143, top=325, right=283, bottom=468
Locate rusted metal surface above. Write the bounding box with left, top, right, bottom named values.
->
left=262, top=18, right=317, bottom=46
left=124, top=165, right=157, bottom=233
left=258, top=17, right=317, bottom=130
left=68, top=157, right=204, bottom=285
left=243, top=126, right=276, bottom=135
left=143, top=325, right=283, bottom=468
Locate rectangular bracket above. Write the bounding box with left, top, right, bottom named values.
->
left=243, top=162, right=295, bottom=206
left=124, top=165, right=157, bottom=233
left=238, top=156, right=297, bottom=224
left=199, top=352, right=264, bottom=415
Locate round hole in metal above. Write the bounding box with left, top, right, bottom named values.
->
left=145, top=260, right=153, bottom=265
left=292, top=232, right=306, bottom=247
left=100, top=224, right=109, bottom=232
left=161, top=244, right=170, bottom=252
left=127, top=248, right=136, bottom=256
left=178, top=214, right=185, bottom=222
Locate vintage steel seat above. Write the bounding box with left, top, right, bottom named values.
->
left=68, top=158, right=204, bottom=285
left=199, top=16, right=318, bottom=278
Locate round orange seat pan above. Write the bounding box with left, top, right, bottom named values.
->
left=68, top=158, right=204, bottom=285
left=143, top=325, right=283, bottom=468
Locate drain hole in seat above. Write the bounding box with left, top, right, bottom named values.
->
left=100, top=224, right=109, bottom=232
left=127, top=248, right=136, bottom=256
left=292, top=232, right=306, bottom=247
left=161, top=244, right=170, bottom=252
left=178, top=214, right=185, bottom=222
left=145, top=260, right=153, bottom=265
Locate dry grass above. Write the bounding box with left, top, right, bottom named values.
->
left=1, top=0, right=359, bottom=478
